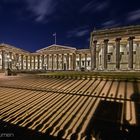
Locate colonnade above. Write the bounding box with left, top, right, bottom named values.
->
left=77, top=53, right=89, bottom=70
left=91, top=36, right=137, bottom=70
left=0, top=36, right=140, bottom=71
left=0, top=51, right=91, bottom=71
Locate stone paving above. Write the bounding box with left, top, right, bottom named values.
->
left=0, top=75, right=140, bottom=140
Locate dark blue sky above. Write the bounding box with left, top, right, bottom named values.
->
left=0, top=0, right=140, bottom=52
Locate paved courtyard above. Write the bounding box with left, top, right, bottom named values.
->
left=0, top=74, right=140, bottom=140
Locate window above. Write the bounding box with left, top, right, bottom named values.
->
left=109, top=52, right=113, bottom=55
left=133, top=51, right=136, bottom=54
left=87, top=61, right=90, bottom=66
left=127, top=51, right=136, bottom=54
left=107, top=54, right=111, bottom=62
left=120, top=52, right=124, bottom=55
left=77, top=61, right=79, bottom=66
left=82, top=61, right=84, bottom=66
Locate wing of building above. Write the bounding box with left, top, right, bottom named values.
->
left=0, top=25, right=140, bottom=71
left=0, top=43, right=91, bottom=71
left=90, top=25, right=140, bottom=70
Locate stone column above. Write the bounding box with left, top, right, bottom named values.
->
left=52, top=54, right=54, bottom=70
left=56, top=54, right=59, bottom=70
left=96, top=50, right=99, bottom=69
left=67, top=53, right=69, bottom=70
left=93, top=40, right=97, bottom=70
left=73, top=53, right=76, bottom=70
left=104, top=39, right=109, bottom=70
left=21, top=54, right=24, bottom=70
left=116, top=38, right=121, bottom=70
left=47, top=55, right=49, bottom=70
left=1, top=50, right=5, bottom=70
left=135, top=43, right=140, bottom=69
left=79, top=54, right=81, bottom=70
left=62, top=54, right=64, bottom=70
left=128, top=37, right=135, bottom=69
left=91, top=40, right=97, bottom=70
left=91, top=42, right=94, bottom=70
left=9, top=52, right=12, bottom=69
left=85, top=54, right=87, bottom=70
left=37, top=55, right=40, bottom=69
left=33, top=56, right=36, bottom=70
left=41, top=55, right=44, bottom=70
left=30, top=56, right=32, bottom=69
left=15, top=54, right=19, bottom=70
left=26, top=56, right=28, bottom=70
left=70, top=54, right=72, bottom=70
left=16, top=54, right=19, bottom=62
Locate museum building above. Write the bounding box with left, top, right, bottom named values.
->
left=0, top=25, right=140, bottom=71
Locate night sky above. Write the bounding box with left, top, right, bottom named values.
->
left=0, top=0, right=140, bottom=52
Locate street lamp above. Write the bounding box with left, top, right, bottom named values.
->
left=5, top=55, right=12, bottom=76
left=6, top=55, right=12, bottom=69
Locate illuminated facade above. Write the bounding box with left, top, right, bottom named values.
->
left=0, top=25, right=140, bottom=71
left=90, top=25, right=140, bottom=70
left=0, top=44, right=91, bottom=71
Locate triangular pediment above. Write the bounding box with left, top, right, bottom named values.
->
left=37, top=44, right=76, bottom=52
left=0, top=43, right=30, bottom=53
left=47, top=46, right=66, bottom=50
left=46, top=44, right=76, bottom=50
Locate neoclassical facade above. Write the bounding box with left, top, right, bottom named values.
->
left=0, top=44, right=91, bottom=71
left=0, top=25, right=140, bottom=72
left=90, top=25, right=140, bottom=70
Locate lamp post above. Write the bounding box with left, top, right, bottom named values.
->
left=5, top=55, right=12, bottom=76
left=7, top=55, right=12, bottom=69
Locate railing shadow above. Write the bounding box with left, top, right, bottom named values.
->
left=131, top=80, right=140, bottom=124
left=90, top=100, right=124, bottom=140
left=0, top=120, right=64, bottom=140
